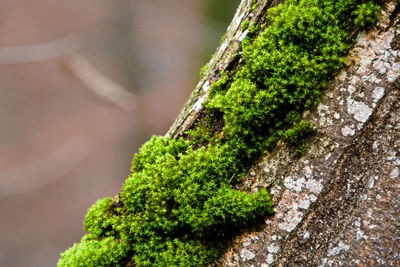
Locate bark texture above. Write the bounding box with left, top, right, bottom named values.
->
left=168, top=0, right=400, bottom=266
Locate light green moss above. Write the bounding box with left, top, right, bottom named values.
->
left=58, top=1, right=382, bottom=266
left=199, top=63, right=208, bottom=79
left=242, top=20, right=250, bottom=31
left=354, top=1, right=381, bottom=29
left=58, top=235, right=129, bottom=267
left=250, top=0, right=259, bottom=12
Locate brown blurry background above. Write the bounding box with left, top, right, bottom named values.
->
left=0, top=1, right=239, bottom=266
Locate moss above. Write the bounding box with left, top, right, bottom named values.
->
left=280, top=121, right=315, bottom=146
left=242, top=20, right=250, bottom=31
left=280, top=120, right=315, bottom=157
left=59, top=0, right=382, bottom=266
left=247, top=23, right=260, bottom=38
left=58, top=235, right=129, bottom=267
left=186, top=113, right=218, bottom=146
left=250, top=0, right=259, bottom=12
left=83, top=197, right=119, bottom=238
left=231, top=52, right=240, bottom=61
left=354, top=1, right=381, bottom=30
left=199, top=63, right=208, bottom=79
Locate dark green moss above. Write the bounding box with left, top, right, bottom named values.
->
left=247, top=23, right=261, bottom=38
left=280, top=120, right=315, bottom=157
left=58, top=1, right=382, bottom=266
left=280, top=121, right=314, bottom=146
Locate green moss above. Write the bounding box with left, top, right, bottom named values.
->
left=280, top=121, right=315, bottom=146
left=83, top=198, right=118, bottom=238
left=231, top=52, right=240, bottom=61
left=199, top=63, right=208, bottom=79
left=206, top=0, right=381, bottom=159
left=59, top=0, right=382, bottom=266
left=280, top=120, right=315, bottom=157
left=242, top=20, right=250, bottom=31
left=186, top=114, right=217, bottom=145
left=58, top=235, right=129, bottom=267
left=247, top=23, right=260, bottom=38
left=250, top=0, right=259, bottom=12
left=354, top=1, right=381, bottom=30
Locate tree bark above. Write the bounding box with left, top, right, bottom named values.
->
left=167, top=0, right=400, bottom=266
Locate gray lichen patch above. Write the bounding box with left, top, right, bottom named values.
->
left=372, top=86, right=385, bottom=102
left=341, top=125, right=355, bottom=136
left=240, top=248, right=256, bottom=261
left=389, top=167, right=399, bottom=178
left=346, top=98, right=373, bottom=123
left=326, top=241, right=350, bottom=257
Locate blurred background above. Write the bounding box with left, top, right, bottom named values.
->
left=0, top=0, right=240, bottom=266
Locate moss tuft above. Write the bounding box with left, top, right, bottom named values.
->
left=354, top=1, right=381, bottom=30
left=58, top=235, right=129, bottom=267
left=250, top=0, right=259, bottom=12
left=242, top=20, right=250, bottom=31
left=199, top=63, right=208, bottom=79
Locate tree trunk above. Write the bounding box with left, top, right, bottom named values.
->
left=168, top=0, right=400, bottom=266
left=58, top=0, right=400, bottom=266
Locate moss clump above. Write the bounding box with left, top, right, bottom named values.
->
left=58, top=0, right=382, bottom=266
left=280, top=120, right=315, bottom=156
left=354, top=1, right=381, bottom=29
left=58, top=235, right=129, bottom=267
left=280, top=121, right=314, bottom=146
left=242, top=20, right=250, bottom=31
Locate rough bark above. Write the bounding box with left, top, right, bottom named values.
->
left=168, top=0, right=400, bottom=266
